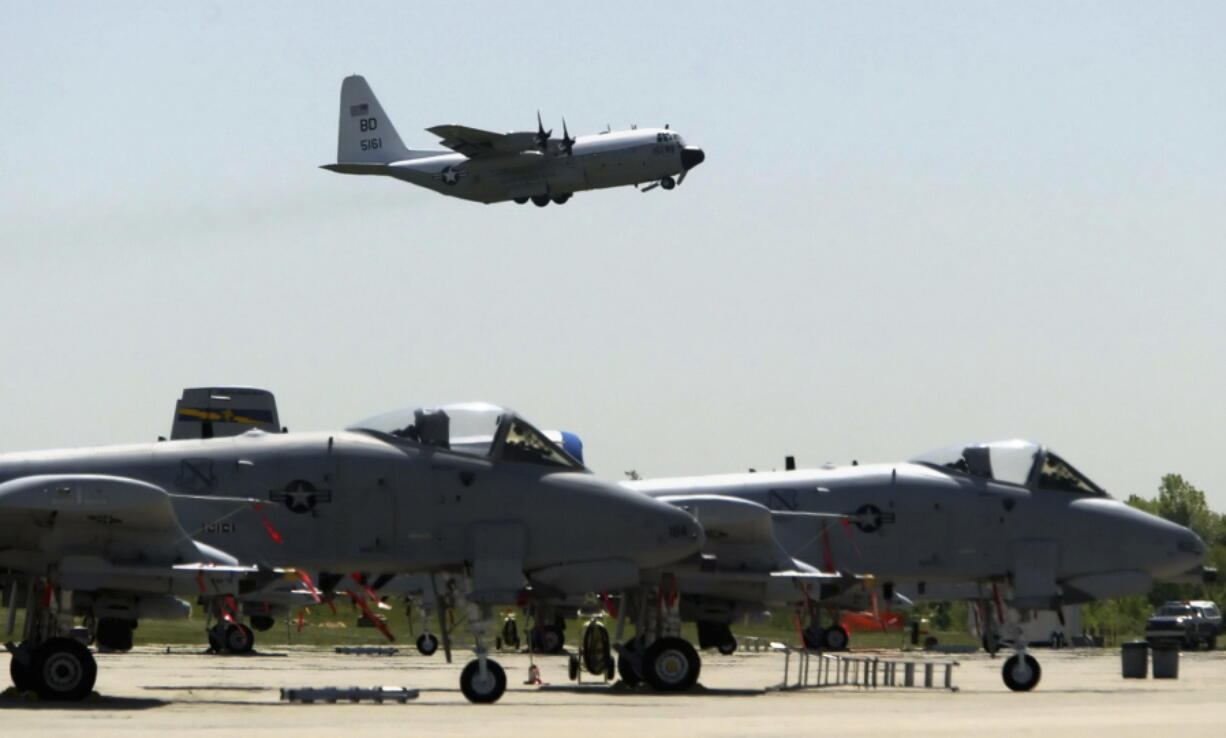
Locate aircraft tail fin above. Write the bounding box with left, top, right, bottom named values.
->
left=334, top=75, right=412, bottom=164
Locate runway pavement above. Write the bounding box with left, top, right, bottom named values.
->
left=2, top=644, right=1222, bottom=736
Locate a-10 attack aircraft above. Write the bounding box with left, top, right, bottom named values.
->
left=0, top=398, right=707, bottom=703
left=627, top=440, right=1215, bottom=691
left=321, top=75, right=705, bottom=206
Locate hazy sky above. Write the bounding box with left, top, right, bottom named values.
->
left=2, top=2, right=1224, bottom=508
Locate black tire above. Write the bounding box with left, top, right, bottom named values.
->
left=9, top=651, right=34, bottom=692
left=531, top=195, right=550, bottom=207
left=617, top=641, right=642, bottom=687
left=1002, top=654, right=1041, bottom=692
left=582, top=621, right=611, bottom=675
left=660, top=177, right=676, bottom=190
left=501, top=618, right=520, bottom=649
left=207, top=625, right=225, bottom=653
left=567, top=653, right=580, bottom=681
left=643, top=637, right=701, bottom=692
left=532, top=624, right=565, bottom=654
left=249, top=615, right=275, bottom=633
left=802, top=624, right=823, bottom=650
left=96, top=618, right=135, bottom=652
left=717, top=639, right=737, bottom=655
left=823, top=626, right=850, bottom=652
left=551, top=194, right=571, bottom=204
left=513, top=197, right=529, bottom=204
left=30, top=637, right=97, bottom=701
left=224, top=623, right=254, bottom=654
left=416, top=633, right=439, bottom=656
left=459, top=659, right=506, bottom=704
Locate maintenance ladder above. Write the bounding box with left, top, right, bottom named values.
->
left=769, top=644, right=959, bottom=692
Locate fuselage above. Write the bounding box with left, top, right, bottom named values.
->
left=0, top=429, right=701, bottom=579
left=627, top=460, right=1206, bottom=603
left=384, top=128, right=694, bottom=203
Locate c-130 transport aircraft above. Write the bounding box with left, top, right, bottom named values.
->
left=321, top=75, right=706, bottom=206
left=0, top=400, right=705, bottom=703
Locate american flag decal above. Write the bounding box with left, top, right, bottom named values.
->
left=349, top=103, right=369, bottom=117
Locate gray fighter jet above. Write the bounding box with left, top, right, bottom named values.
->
left=321, top=75, right=705, bottom=206
left=0, top=400, right=703, bottom=702
left=627, top=440, right=1213, bottom=691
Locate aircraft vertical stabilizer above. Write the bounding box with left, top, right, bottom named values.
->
left=336, top=75, right=412, bottom=163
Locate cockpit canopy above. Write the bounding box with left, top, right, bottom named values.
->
left=910, top=439, right=1107, bottom=496
left=349, top=402, right=586, bottom=471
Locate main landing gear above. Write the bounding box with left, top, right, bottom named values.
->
left=5, top=578, right=99, bottom=700
left=608, top=583, right=703, bottom=692
left=204, top=603, right=255, bottom=655
left=800, top=602, right=850, bottom=652
left=520, top=193, right=571, bottom=207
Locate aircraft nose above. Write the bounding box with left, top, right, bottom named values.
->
left=680, top=146, right=705, bottom=170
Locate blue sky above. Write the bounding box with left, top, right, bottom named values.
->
left=2, top=1, right=1224, bottom=507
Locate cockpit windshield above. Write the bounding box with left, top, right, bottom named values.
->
left=348, top=402, right=586, bottom=471
left=910, top=439, right=1107, bottom=496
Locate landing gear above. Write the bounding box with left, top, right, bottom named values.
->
left=249, top=615, right=275, bottom=633
left=823, top=625, right=850, bottom=651
left=28, top=638, right=97, bottom=701
left=531, top=195, right=550, bottom=207
left=660, top=176, right=676, bottom=191
left=617, top=640, right=642, bottom=687
left=530, top=621, right=566, bottom=654
left=643, top=636, right=700, bottom=691
left=6, top=578, right=99, bottom=700
left=497, top=614, right=520, bottom=650
left=416, top=633, right=439, bottom=656
left=717, top=639, right=737, bottom=655
left=697, top=620, right=737, bottom=655
left=513, top=197, right=529, bottom=204
left=459, top=658, right=506, bottom=703
left=551, top=194, right=571, bottom=205
left=1002, top=653, right=1041, bottom=691
left=207, top=622, right=254, bottom=654
left=95, top=617, right=135, bottom=652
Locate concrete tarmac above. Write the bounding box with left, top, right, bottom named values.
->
left=2, top=645, right=1222, bottom=736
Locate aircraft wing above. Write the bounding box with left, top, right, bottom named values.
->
left=427, top=124, right=531, bottom=158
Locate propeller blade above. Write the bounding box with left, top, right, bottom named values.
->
left=677, top=169, right=688, bottom=186
left=640, top=182, right=660, bottom=193
left=535, top=110, right=551, bottom=151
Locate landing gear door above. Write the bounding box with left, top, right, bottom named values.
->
left=1010, top=539, right=1060, bottom=609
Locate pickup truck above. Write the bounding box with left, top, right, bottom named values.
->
left=1145, top=600, right=1222, bottom=650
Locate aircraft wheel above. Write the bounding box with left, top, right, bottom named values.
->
left=802, top=624, right=824, bottom=650
left=532, top=624, right=565, bottom=654
left=9, top=649, right=34, bottom=692
left=551, top=194, right=571, bottom=205
left=717, top=638, right=737, bottom=655
left=1207, top=636, right=1217, bottom=651
left=207, top=625, right=225, bottom=653
left=249, top=615, right=275, bottom=633
left=581, top=621, right=611, bottom=675
left=224, top=623, right=255, bottom=654
left=823, top=625, right=850, bottom=652
left=513, top=197, right=529, bottom=204
left=660, top=176, right=676, bottom=190
left=643, top=636, right=701, bottom=692
left=460, top=658, right=506, bottom=704
left=96, top=618, right=135, bottom=652
left=30, top=637, right=97, bottom=701
left=617, top=640, right=642, bottom=687
left=567, top=652, right=580, bottom=681
left=416, top=633, right=439, bottom=656
left=501, top=618, right=520, bottom=649
left=531, top=195, right=550, bottom=207
left=1002, top=653, right=1041, bottom=692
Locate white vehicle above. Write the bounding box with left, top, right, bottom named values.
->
left=322, top=76, right=705, bottom=206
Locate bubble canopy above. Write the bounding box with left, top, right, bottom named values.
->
left=348, top=402, right=586, bottom=471
left=910, top=439, right=1107, bottom=496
